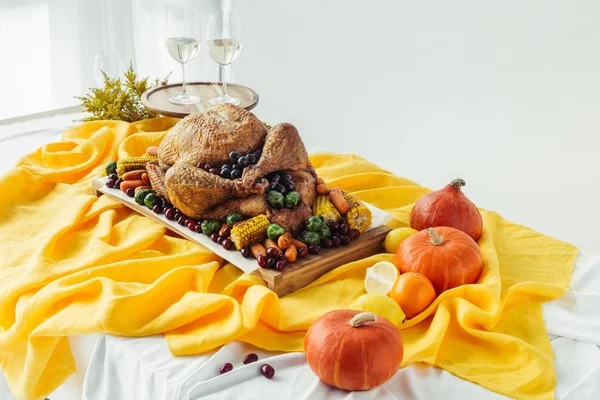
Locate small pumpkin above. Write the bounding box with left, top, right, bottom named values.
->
left=395, top=227, right=483, bottom=295
left=304, top=310, right=403, bottom=391
left=410, top=178, right=483, bottom=241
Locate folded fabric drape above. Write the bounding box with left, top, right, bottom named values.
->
left=0, top=118, right=577, bottom=400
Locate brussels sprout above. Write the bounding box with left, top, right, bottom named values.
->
left=307, top=216, right=324, bottom=232
left=267, top=190, right=285, bottom=209
left=284, top=191, right=301, bottom=208
left=297, top=231, right=321, bottom=247
left=318, top=225, right=332, bottom=239
left=134, top=189, right=153, bottom=205
left=201, top=219, right=221, bottom=236
left=106, top=161, right=117, bottom=176
left=267, top=223, right=285, bottom=240
left=226, top=212, right=244, bottom=226
left=144, top=193, right=159, bottom=209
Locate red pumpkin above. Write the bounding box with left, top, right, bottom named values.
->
left=410, top=178, right=483, bottom=241
left=395, top=227, right=483, bottom=295
left=304, top=310, right=403, bottom=391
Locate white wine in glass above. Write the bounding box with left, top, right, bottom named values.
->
left=207, top=12, right=242, bottom=106
left=164, top=11, right=202, bottom=105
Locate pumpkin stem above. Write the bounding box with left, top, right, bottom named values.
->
left=427, top=228, right=444, bottom=246
left=349, top=312, right=377, bottom=327
left=450, top=178, right=465, bottom=189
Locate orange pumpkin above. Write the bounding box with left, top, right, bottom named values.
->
left=410, top=178, right=483, bottom=241
left=304, top=310, right=403, bottom=391
left=395, top=227, right=483, bottom=295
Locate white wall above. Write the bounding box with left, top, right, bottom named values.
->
left=230, top=0, right=600, bottom=253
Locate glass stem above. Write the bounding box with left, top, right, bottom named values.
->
left=181, top=63, right=188, bottom=95
left=222, top=65, right=228, bottom=97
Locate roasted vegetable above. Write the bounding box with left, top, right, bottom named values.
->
left=201, top=219, right=221, bottom=236
left=318, top=225, right=332, bottom=240
left=105, top=161, right=118, bottom=176
left=226, top=212, right=244, bottom=226
left=307, top=216, right=325, bottom=233
left=278, top=232, right=292, bottom=249
left=297, top=231, right=321, bottom=247
left=267, top=223, right=285, bottom=240
left=284, top=191, right=301, bottom=208
left=144, top=192, right=159, bottom=208
left=116, top=154, right=158, bottom=177
left=267, top=190, right=285, bottom=209
left=134, top=189, right=153, bottom=205
left=230, top=214, right=270, bottom=250
left=313, top=195, right=341, bottom=223
left=329, top=189, right=350, bottom=214
left=343, top=191, right=372, bottom=232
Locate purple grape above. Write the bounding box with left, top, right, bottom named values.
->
left=106, top=179, right=116, bottom=188
left=152, top=204, right=163, bottom=214
left=267, top=258, right=276, bottom=269
left=241, top=248, right=252, bottom=258
left=275, top=260, right=286, bottom=271
left=341, top=235, right=351, bottom=246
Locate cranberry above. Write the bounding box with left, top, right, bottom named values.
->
left=108, top=173, right=118, bottom=181
left=321, top=239, right=333, bottom=249
left=332, top=236, right=341, bottom=247
left=257, top=255, right=267, bottom=267
left=266, top=247, right=280, bottom=258
left=327, top=221, right=339, bottom=233
left=308, top=245, right=320, bottom=254
left=266, top=258, right=276, bottom=269
left=204, top=163, right=212, bottom=171
left=220, top=363, right=233, bottom=374
left=187, top=221, right=196, bottom=231
left=341, top=235, right=351, bottom=246
left=106, top=179, right=116, bottom=188
left=222, top=239, right=234, bottom=250
left=275, top=260, right=286, bottom=271
left=185, top=218, right=197, bottom=226
left=164, top=208, right=175, bottom=220
left=209, top=168, right=221, bottom=175
left=221, top=226, right=232, bottom=237
left=194, top=224, right=203, bottom=233
left=173, top=212, right=182, bottom=220
left=217, top=236, right=226, bottom=245
left=210, top=232, right=219, bottom=242
left=260, top=364, right=275, bottom=379
left=177, top=215, right=187, bottom=226
left=152, top=204, right=163, bottom=214
left=297, top=246, right=309, bottom=258
left=243, top=353, right=258, bottom=364
left=339, top=223, right=350, bottom=235
left=125, top=188, right=135, bottom=197
left=241, top=248, right=251, bottom=258
left=348, top=229, right=361, bottom=240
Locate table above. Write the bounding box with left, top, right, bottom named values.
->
left=0, top=111, right=598, bottom=400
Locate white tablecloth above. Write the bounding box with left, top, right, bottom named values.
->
left=0, top=114, right=599, bottom=400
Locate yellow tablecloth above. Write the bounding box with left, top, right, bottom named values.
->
left=0, top=118, right=577, bottom=400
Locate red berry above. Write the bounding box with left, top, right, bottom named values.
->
left=243, top=353, right=258, bottom=364
left=194, top=224, right=203, bottom=233
left=165, top=208, right=175, bottom=220
left=106, top=179, right=116, bottom=188
left=152, top=204, right=163, bottom=214
left=187, top=221, right=196, bottom=231
left=321, top=239, right=333, bottom=248
left=348, top=229, right=360, bottom=240
left=241, top=248, right=251, bottom=258
left=220, top=363, right=233, bottom=374
left=178, top=215, right=187, bottom=226
left=339, top=223, right=350, bottom=235
left=327, top=221, right=339, bottom=232
left=332, top=236, right=341, bottom=247
left=297, top=246, right=309, bottom=258
left=266, top=247, right=280, bottom=258
left=341, top=235, right=351, bottom=246
left=257, top=255, right=267, bottom=267
left=308, top=245, right=320, bottom=254
left=221, top=226, right=232, bottom=237
left=185, top=218, right=196, bottom=226
left=222, top=239, right=234, bottom=250
left=267, top=258, right=276, bottom=269
left=125, top=188, right=135, bottom=197
left=209, top=168, right=221, bottom=175
left=217, top=236, right=226, bottom=245
left=260, top=364, right=275, bottom=379
left=275, top=260, right=286, bottom=271
left=210, top=233, right=219, bottom=242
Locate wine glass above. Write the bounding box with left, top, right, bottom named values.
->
left=164, top=11, right=202, bottom=105
left=207, top=12, right=243, bottom=105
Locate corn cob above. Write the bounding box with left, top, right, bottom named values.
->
left=313, top=195, right=341, bottom=223
left=342, top=191, right=372, bottom=232
left=116, top=155, right=158, bottom=177
left=230, top=214, right=270, bottom=250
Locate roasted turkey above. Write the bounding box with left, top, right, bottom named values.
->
left=146, top=104, right=317, bottom=233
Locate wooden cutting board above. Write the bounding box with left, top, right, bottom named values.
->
left=92, top=178, right=391, bottom=296
left=141, top=82, right=259, bottom=118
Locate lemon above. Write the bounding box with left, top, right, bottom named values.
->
left=384, top=227, right=419, bottom=254
left=364, top=261, right=398, bottom=295
left=350, top=294, right=406, bottom=327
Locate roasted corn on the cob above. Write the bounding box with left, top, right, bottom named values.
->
left=343, top=191, right=372, bottom=232
left=116, top=155, right=158, bottom=177
left=313, top=195, right=341, bottom=223
left=230, top=214, right=270, bottom=250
